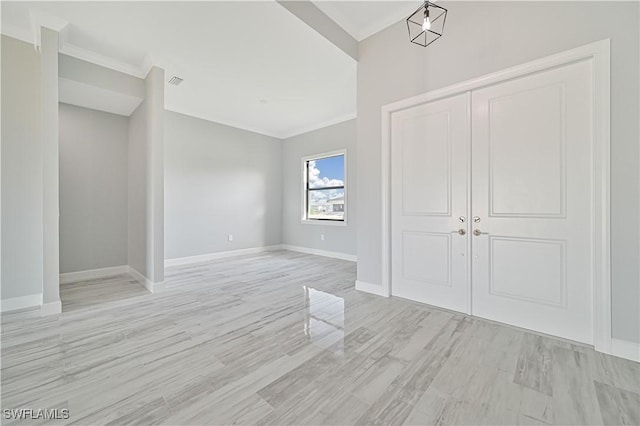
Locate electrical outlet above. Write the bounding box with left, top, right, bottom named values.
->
left=228, top=234, right=233, bottom=242
left=320, top=234, right=325, bottom=241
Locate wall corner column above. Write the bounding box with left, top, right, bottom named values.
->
left=147, top=66, right=165, bottom=287
left=40, top=27, right=61, bottom=315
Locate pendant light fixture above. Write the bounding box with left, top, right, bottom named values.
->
left=407, top=1, right=448, bottom=47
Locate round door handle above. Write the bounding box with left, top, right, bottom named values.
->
left=458, top=229, right=466, bottom=235
left=473, top=229, right=488, bottom=236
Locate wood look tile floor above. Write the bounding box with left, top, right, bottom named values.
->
left=1, top=251, right=638, bottom=425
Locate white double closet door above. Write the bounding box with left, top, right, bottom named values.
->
left=391, top=59, right=594, bottom=344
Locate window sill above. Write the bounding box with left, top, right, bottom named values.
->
left=301, top=219, right=347, bottom=227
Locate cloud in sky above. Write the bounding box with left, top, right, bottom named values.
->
left=308, top=158, right=345, bottom=207
left=308, top=160, right=344, bottom=189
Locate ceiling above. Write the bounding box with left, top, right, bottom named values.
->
left=1, top=1, right=359, bottom=139
left=313, top=1, right=420, bottom=41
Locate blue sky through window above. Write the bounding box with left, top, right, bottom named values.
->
left=309, top=155, right=344, bottom=189
left=307, top=154, right=345, bottom=220
left=314, top=155, right=344, bottom=183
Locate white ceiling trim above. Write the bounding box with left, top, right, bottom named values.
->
left=1, top=19, right=150, bottom=79
left=166, top=107, right=287, bottom=140
left=30, top=8, right=68, bottom=50
left=357, top=3, right=421, bottom=40
left=311, top=2, right=361, bottom=40
left=1, top=24, right=35, bottom=48
left=61, top=44, right=151, bottom=79
left=167, top=108, right=357, bottom=141
left=280, top=111, right=357, bottom=140
left=314, top=1, right=422, bottom=41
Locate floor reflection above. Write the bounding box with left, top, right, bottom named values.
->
left=61, top=274, right=148, bottom=312
left=303, top=286, right=345, bottom=353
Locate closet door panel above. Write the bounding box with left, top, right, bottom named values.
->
left=390, top=93, right=470, bottom=313
left=471, top=60, right=594, bottom=344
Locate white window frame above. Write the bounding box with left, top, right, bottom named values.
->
left=301, top=149, right=347, bottom=226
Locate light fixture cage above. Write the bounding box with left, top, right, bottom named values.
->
left=406, top=1, right=448, bottom=47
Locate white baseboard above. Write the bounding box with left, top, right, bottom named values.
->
left=60, top=265, right=129, bottom=284
left=281, top=244, right=357, bottom=262
left=1, top=294, right=43, bottom=312
left=128, top=267, right=164, bottom=294
left=165, top=245, right=284, bottom=267
left=611, top=338, right=640, bottom=362
left=40, top=300, right=62, bottom=316
left=149, top=281, right=166, bottom=293
left=355, top=280, right=389, bottom=297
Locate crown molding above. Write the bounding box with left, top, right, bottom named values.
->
left=1, top=24, right=34, bottom=47
left=0, top=26, right=151, bottom=79
left=280, top=111, right=357, bottom=139
left=140, top=53, right=155, bottom=79
left=1, top=30, right=150, bottom=79
left=165, top=108, right=287, bottom=140
left=312, top=1, right=361, bottom=40
left=166, top=107, right=356, bottom=141
left=30, top=8, right=68, bottom=51
left=313, top=1, right=424, bottom=42
left=0, top=7, right=149, bottom=78
left=358, top=3, right=422, bottom=41
left=60, top=43, right=148, bottom=79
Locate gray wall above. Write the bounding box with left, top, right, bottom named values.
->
left=41, top=27, right=61, bottom=308
left=59, top=103, right=129, bottom=273
left=1, top=35, right=43, bottom=300
left=356, top=1, right=640, bottom=343
left=282, top=119, right=356, bottom=256
left=128, top=97, right=148, bottom=276
left=127, top=67, right=165, bottom=283
left=145, top=66, right=165, bottom=283
left=164, top=111, right=283, bottom=260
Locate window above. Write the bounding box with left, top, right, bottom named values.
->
left=302, top=150, right=346, bottom=223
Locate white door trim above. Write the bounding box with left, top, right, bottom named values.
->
left=380, top=39, right=611, bottom=354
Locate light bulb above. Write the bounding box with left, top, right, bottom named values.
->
left=422, top=7, right=431, bottom=31
left=422, top=16, right=431, bottom=30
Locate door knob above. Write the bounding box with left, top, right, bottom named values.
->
left=473, top=229, right=488, bottom=236
left=457, top=229, right=466, bottom=235
left=473, top=216, right=481, bottom=223
left=458, top=216, right=466, bottom=223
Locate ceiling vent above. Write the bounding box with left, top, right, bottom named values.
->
left=168, top=76, right=183, bottom=86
